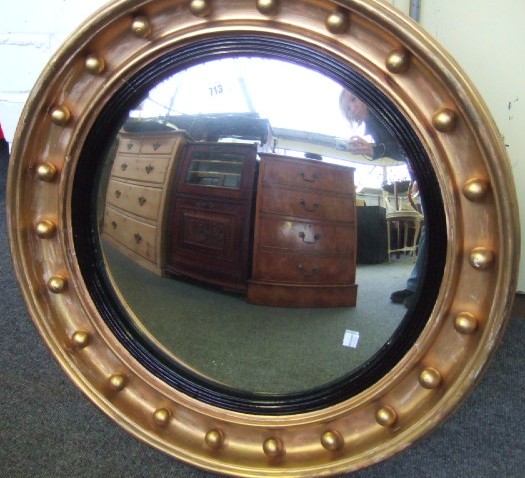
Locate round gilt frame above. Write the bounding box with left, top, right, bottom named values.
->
left=7, top=0, right=519, bottom=477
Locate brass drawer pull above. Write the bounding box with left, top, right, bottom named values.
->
left=298, top=264, right=319, bottom=276
left=138, top=196, right=146, bottom=206
left=152, top=142, right=161, bottom=151
left=299, top=199, right=320, bottom=212
left=145, top=164, right=154, bottom=174
left=134, top=233, right=142, bottom=244
left=111, top=221, right=117, bottom=229
left=299, top=171, right=319, bottom=182
left=121, top=163, right=128, bottom=171
left=126, top=143, right=133, bottom=150
left=298, top=231, right=321, bottom=244
left=114, top=190, right=121, bottom=198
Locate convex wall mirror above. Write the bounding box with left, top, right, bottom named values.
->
left=7, top=0, right=519, bottom=476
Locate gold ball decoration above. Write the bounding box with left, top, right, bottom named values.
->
left=35, top=220, right=57, bottom=239
left=320, top=430, right=344, bottom=451
left=256, top=0, right=279, bottom=15
left=36, top=162, right=58, bottom=182
left=375, top=406, right=397, bottom=427
left=205, top=429, right=225, bottom=450
left=130, top=16, right=152, bottom=38
left=50, top=106, right=71, bottom=126
left=47, top=276, right=67, bottom=294
left=190, top=0, right=211, bottom=17
left=325, top=10, right=350, bottom=34
left=109, top=373, right=128, bottom=392
left=72, top=330, right=91, bottom=349
left=85, top=54, right=105, bottom=75
left=454, top=312, right=479, bottom=335
left=469, top=247, right=495, bottom=271
left=463, top=178, right=489, bottom=202
left=153, top=408, right=171, bottom=427
left=432, top=108, right=458, bottom=132
left=419, top=367, right=442, bottom=390
left=386, top=49, right=411, bottom=74
left=263, top=437, right=284, bottom=458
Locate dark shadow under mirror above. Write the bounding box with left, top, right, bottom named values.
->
left=74, top=36, right=446, bottom=414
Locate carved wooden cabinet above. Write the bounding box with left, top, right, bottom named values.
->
left=102, top=130, right=189, bottom=275
left=247, top=153, right=357, bottom=307
left=166, top=142, right=258, bottom=290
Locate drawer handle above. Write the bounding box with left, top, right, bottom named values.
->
left=299, top=199, right=320, bottom=212
left=298, top=231, right=321, bottom=244
left=111, top=221, right=117, bottom=229
left=134, top=233, right=142, bottom=244
left=299, top=171, right=319, bottom=182
left=114, top=190, right=121, bottom=198
left=138, top=196, right=146, bottom=206
left=298, top=264, right=319, bottom=276
left=121, top=163, right=128, bottom=171
left=145, top=165, right=154, bottom=174
left=152, top=142, right=161, bottom=151
left=127, top=143, right=133, bottom=150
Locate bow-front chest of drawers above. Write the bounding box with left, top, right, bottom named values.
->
left=247, top=154, right=357, bottom=307
left=102, top=130, right=190, bottom=275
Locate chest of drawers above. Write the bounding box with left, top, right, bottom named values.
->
left=102, top=130, right=190, bottom=275
left=247, top=154, right=357, bottom=307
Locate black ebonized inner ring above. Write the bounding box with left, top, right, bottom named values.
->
left=73, top=35, right=446, bottom=415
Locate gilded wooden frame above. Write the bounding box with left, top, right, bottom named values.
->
left=7, top=0, right=519, bottom=476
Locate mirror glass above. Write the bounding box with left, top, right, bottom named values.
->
left=96, top=56, right=425, bottom=395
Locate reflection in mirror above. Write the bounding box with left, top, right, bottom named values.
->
left=97, top=57, right=424, bottom=394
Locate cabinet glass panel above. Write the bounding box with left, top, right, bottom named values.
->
left=184, top=151, right=245, bottom=189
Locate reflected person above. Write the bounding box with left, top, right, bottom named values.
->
left=339, top=88, right=425, bottom=307
left=339, top=89, right=406, bottom=162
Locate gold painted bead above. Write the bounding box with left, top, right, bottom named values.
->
left=375, top=406, right=397, bottom=427
left=205, top=429, right=225, bottom=449
left=109, top=373, right=127, bottom=391
left=463, top=178, right=489, bottom=202
left=263, top=437, right=284, bottom=458
left=432, top=108, right=457, bottom=132
left=321, top=430, right=343, bottom=451
left=153, top=408, right=171, bottom=427
left=469, top=247, right=495, bottom=270
left=85, top=54, right=105, bottom=75
left=325, top=10, right=350, bottom=34
left=256, top=0, right=279, bottom=15
left=50, top=106, right=71, bottom=126
left=386, top=49, right=410, bottom=74
left=190, top=0, right=211, bottom=17
left=35, top=220, right=57, bottom=239
left=454, top=312, right=479, bottom=335
left=419, top=367, right=442, bottom=389
left=130, top=16, right=152, bottom=38
left=36, top=162, right=58, bottom=182
left=72, top=330, right=90, bottom=348
left=47, top=276, right=67, bottom=294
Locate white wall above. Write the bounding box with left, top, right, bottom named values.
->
left=0, top=0, right=110, bottom=143
left=417, top=0, right=525, bottom=291
left=1, top=0, right=523, bottom=290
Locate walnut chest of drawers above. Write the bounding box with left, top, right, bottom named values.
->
left=247, top=153, right=357, bottom=307
left=102, top=130, right=190, bottom=275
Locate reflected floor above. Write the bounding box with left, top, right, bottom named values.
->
left=103, top=242, right=414, bottom=394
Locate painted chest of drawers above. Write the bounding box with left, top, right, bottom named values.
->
left=247, top=153, right=357, bottom=307
left=102, top=130, right=190, bottom=275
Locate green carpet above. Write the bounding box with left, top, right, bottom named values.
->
left=103, top=241, right=411, bottom=393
